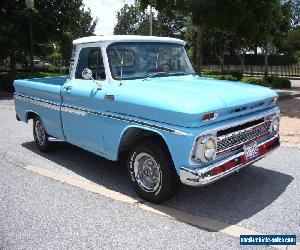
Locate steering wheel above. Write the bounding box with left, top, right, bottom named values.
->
left=159, top=63, right=171, bottom=72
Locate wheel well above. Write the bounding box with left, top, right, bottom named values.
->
left=118, top=128, right=171, bottom=162
left=26, top=112, right=52, bottom=138
left=26, top=111, right=38, bottom=121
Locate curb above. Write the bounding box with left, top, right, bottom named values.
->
left=276, top=88, right=300, bottom=100
left=277, top=94, right=300, bottom=100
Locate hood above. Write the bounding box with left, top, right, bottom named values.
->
left=111, top=75, right=278, bottom=128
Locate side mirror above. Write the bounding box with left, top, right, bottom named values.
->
left=81, top=68, right=102, bottom=90
left=82, top=68, right=93, bottom=80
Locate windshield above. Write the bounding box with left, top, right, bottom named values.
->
left=107, top=42, right=195, bottom=80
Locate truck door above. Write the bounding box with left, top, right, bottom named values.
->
left=61, top=46, right=108, bottom=156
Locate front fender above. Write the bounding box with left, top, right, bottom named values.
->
left=104, top=124, right=168, bottom=161
left=102, top=119, right=196, bottom=175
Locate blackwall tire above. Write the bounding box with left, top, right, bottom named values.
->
left=127, top=140, right=180, bottom=203
left=33, top=117, right=51, bottom=152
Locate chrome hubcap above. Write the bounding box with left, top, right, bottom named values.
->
left=35, top=120, right=46, bottom=145
left=133, top=152, right=161, bottom=192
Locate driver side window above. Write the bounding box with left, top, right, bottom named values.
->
left=75, top=47, right=106, bottom=80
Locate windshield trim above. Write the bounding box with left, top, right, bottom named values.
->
left=106, top=42, right=194, bottom=81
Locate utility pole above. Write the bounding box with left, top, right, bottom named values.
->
left=25, top=0, right=34, bottom=73
left=149, top=5, right=153, bottom=36
left=29, top=9, right=33, bottom=72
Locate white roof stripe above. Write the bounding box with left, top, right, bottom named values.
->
left=73, top=35, right=186, bottom=45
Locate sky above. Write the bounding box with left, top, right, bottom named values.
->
left=83, top=0, right=135, bottom=35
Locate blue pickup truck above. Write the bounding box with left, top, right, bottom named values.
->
left=14, top=35, right=280, bottom=203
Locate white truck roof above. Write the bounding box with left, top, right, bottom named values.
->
left=73, top=35, right=186, bottom=46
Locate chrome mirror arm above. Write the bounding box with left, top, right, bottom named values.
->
left=119, top=54, right=124, bottom=86
left=82, top=68, right=102, bottom=90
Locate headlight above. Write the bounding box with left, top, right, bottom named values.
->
left=270, top=116, right=280, bottom=133
left=204, top=138, right=217, bottom=160
left=194, top=136, right=217, bottom=162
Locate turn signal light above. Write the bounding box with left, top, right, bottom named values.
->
left=271, top=97, right=278, bottom=105
left=202, top=112, right=218, bottom=122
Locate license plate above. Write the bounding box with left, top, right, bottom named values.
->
left=243, top=142, right=259, bottom=161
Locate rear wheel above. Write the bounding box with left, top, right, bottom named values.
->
left=127, top=139, right=180, bottom=203
left=33, top=117, right=51, bottom=152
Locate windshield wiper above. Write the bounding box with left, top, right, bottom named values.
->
left=146, top=71, right=170, bottom=79
left=145, top=71, right=196, bottom=80
left=168, top=72, right=196, bottom=76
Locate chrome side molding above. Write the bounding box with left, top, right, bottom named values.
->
left=14, top=93, right=188, bottom=136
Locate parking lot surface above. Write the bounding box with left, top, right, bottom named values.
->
left=0, top=98, right=299, bottom=250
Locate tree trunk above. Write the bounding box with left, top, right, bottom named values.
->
left=218, top=46, right=225, bottom=73
left=264, top=44, right=269, bottom=80
left=237, top=49, right=245, bottom=78
left=240, top=55, right=245, bottom=77
left=9, top=51, right=16, bottom=78
left=196, top=25, right=204, bottom=75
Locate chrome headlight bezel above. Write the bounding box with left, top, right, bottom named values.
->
left=265, top=114, right=280, bottom=133
left=270, top=116, right=280, bottom=133
left=194, top=135, right=217, bottom=163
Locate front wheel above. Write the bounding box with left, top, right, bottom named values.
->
left=33, top=117, right=51, bottom=152
left=127, top=140, right=180, bottom=203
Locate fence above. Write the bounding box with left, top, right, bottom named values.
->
left=203, top=64, right=300, bottom=78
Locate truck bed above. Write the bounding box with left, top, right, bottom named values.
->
left=25, top=76, right=68, bottom=86
left=14, top=76, right=68, bottom=102
left=13, top=76, right=69, bottom=140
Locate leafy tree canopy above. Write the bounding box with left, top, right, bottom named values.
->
left=114, top=4, right=186, bottom=38
left=0, top=0, right=97, bottom=67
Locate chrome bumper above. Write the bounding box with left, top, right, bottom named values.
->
left=180, top=134, right=280, bottom=187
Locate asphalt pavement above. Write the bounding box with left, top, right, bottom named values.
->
left=0, top=98, right=299, bottom=250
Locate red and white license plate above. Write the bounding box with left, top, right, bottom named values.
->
left=243, top=141, right=260, bottom=161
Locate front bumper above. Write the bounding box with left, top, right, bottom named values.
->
left=180, top=133, right=280, bottom=187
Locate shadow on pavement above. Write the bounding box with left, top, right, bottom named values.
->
left=278, top=94, right=300, bottom=119
left=0, top=96, right=13, bottom=101
left=22, top=140, right=293, bottom=230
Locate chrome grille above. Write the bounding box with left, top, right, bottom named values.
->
left=217, top=122, right=271, bottom=153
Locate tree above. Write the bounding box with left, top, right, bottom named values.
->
left=0, top=0, right=97, bottom=73
left=223, top=0, right=283, bottom=78
left=114, top=4, right=148, bottom=35
left=184, top=16, right=197, bottom=64
left=0, top=1, right=28, bottom=74
left=156, top=10, right=187, bottom=38
left=205, top=30, right=233, bottom=72
left=114, top=3, right=186, bottom=38
left=139, top=0, right=290, bottom=78
left=138, top=0, right=232, bottom=73
left=191, top=0, right=284, bottom=77
left=277, top=28, right=300, bottom=56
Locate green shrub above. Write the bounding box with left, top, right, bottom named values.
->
left=241, top=76, right=291, bottom=89
left=266, top=76, right=291, bottom=89
left=202, top=70, right=223, bottom=76
left=241, top=77, right=267, bottom=86
left=225, top=70, right=243, bottom=80
left=203, top=74, right=238, bottom=81
left=202, top=70, right=242, bottom=80
left=0, top=72, right=14, bottom=92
